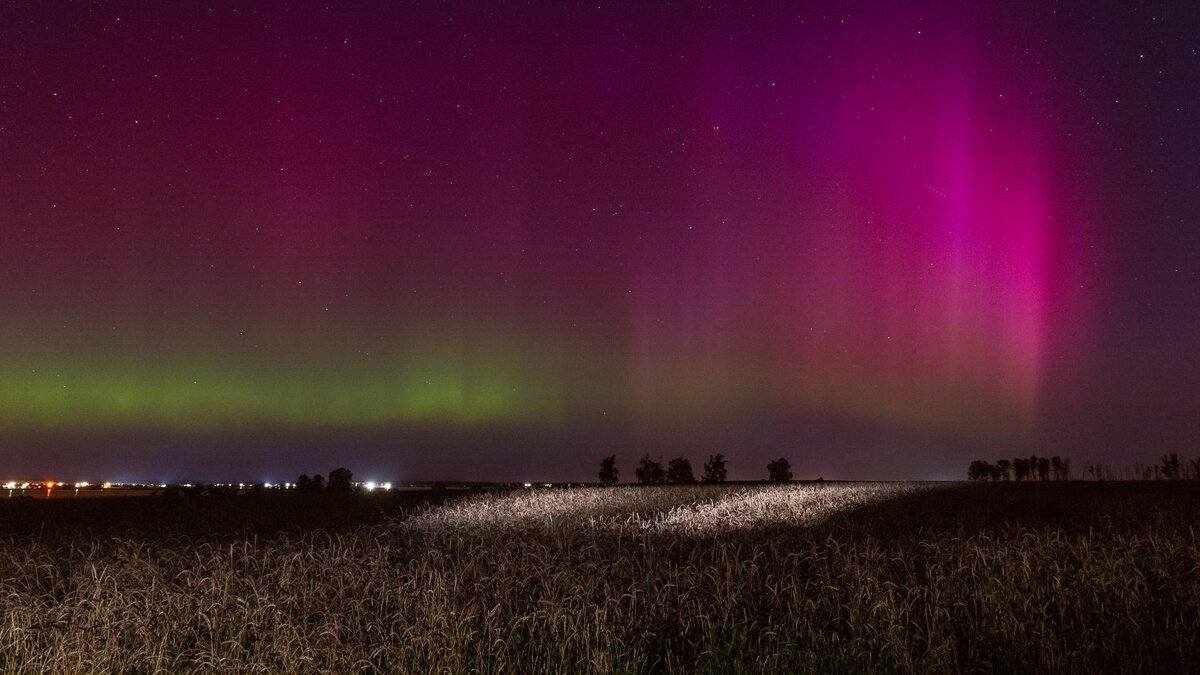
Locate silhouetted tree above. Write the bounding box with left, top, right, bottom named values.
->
left=968, top=460, right=991, bottom=481
left=1191, top=458, right=1200, bottom=480
left=996, top=459, right=1012, bottom=481
left=1012, top=458, right=1030, bottom=481
left=702, top=453, right=728, bottom=483
left=311, top=474, right=325, bottom=491
left=767, top=457, right=792, bottom=483
left=1032, top=456, right=1047, bottom=480
left=1048, top=456, right=1071, bottom=481
left=1161, top=453, right=1181, bottom=479
left=1036, top=457, right=1050, bottom=481
left=635, top=455, right=666, bottom=484
left=328, top=467, right=353, bottom=491
left=598, top=455, right=619, bottom=485
left=667, top=457, right=696, bottom=483
left=296, top=474, right=313, bottom=491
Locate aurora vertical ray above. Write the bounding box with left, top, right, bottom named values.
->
left=629, top=6, right=1089, bottom=438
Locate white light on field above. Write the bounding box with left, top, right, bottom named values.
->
left=381, top=482, right=392, bottom=490
left=364, top=481, right=377, bottom=491
left=400, top=483, right=921, bottom=534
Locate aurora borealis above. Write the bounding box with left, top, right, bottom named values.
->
left=2, top=2, right=1197, bottom=481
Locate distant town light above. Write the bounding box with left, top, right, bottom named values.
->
left=523, top=482, right=532, bottom=488
left=2, top=481, right=15, bottom=490
left=381, top=482, right=392, bottom=490
left=101, top=482, right=112, bottom=489
left=364, top=481, right=377, bottom=491
left=74, top=482, right=89, bottom=488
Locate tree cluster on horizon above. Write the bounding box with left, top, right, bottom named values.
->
left=1080, top=455, right=1200, bottom=480
left=967, top=456, right=1069, bottom=481
left=296, top=467, right=354, bottom=492
left=970, top=453, right=1200, bottom=482
left=601, top=454, right=795, bottom=485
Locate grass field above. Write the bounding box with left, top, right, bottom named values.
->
left=1, top=481, right=1197, bottom=673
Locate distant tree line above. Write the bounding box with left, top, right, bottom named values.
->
left=599, top=454, right=798, bottom=485
left=970, top=453, right=1200, bottom=482
left=296, top=467, right=355, bottom=492
left=967, top=456, right=1070, bottom=481
left=1084, top=453, right=1200, bottom=480
left=1155, top=453, right=1200, bottom=480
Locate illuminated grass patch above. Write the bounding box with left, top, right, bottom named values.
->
left=401, top=483, right=923, bottom=534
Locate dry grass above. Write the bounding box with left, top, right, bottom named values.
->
left=401, top=482, right=919, bottom=533
left=1, top=483, right=1197, bottom=673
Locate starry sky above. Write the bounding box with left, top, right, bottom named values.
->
left=1, top=1, right=1197, bottom=482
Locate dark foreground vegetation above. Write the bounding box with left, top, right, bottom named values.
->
left=0, top=481, right=1197, bottom=673
left=0, top=489, right=467, bottom=542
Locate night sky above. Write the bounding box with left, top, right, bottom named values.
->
left=2, top=1, right=1197, bottom=482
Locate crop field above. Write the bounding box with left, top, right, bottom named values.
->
left=1, top=481, right=1198, bottom=673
